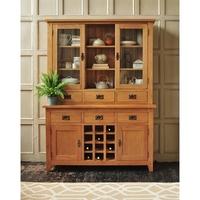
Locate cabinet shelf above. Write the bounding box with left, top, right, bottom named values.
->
left=86, top=68, right=115, bottom=71
left=59, top=68, right=80, bottom=71
left=120, top=45, right=142, bottom=48
left=106, top=150, right=115, bottom=153
left=84, top=132, right=93, bottom=135
left=86, top=45, right=115, bottom=48
left=120, top=68, right=143, bottom=71
left=84, top=150, right=93, bottom=153
left=59, top=45, right=80, bottom=48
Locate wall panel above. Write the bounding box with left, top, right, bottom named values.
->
left=88, top=0, right=109, bottom=15
left=153, top=54, right=160, bottom=84
left=38, top=0, right=58, bottom=15
left=139, top=0, right=160, bottom=15
left=21, top=125, right=33, bottom=153
left=21, top=91, right=33, bottom=119
left=164, top=54, right=179, bottom=84
left=164, top=123, right=179, bottom=153
left=165, top=0, right=179, bottom=16
left=164, top=89, right=179, bottom=118
left=21, top=56, right=33, bottom=85
left=63, top=0, right=83, bottom=15
left=38, top=21, right=47, bottom=50
left=114, top=0, right=134, bottom=15
left=39, top=125, right=46, bottom=153
left=21, top=0, right=32, bottom=16
left=154, top=124, right=160, bottom=153
left=21, top=21, right=32, bottom=50
left=164, top=20, right=179, bottom=49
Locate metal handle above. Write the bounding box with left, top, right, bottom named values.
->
left=64, top=94, right=71, bottom=100
left=81, top=53, right=84, bottom=61
left=77, top=140, right=81, bottom=147
left=95, top=115, right=103, bottom=120
left=129, top=94, right=137, bottom=100
left=129, top=115, right=137, bottom=120
left=118, top=139, right=122, bottom=147
left=116, top=52, right=120, bottom=60
left=96, top=94, right=104, bottom=100
left=62, top=115, right=70, bottom=120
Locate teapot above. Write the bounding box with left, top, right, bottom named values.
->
left=95, top=54, right=107, bottom=64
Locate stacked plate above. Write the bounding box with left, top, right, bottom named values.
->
left=121, top=41, right=137, bottom=45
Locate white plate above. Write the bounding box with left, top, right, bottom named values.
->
left=121, top=41, right=136, bottom=45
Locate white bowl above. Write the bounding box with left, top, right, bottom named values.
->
left=62, top=77, right=79, bottom=84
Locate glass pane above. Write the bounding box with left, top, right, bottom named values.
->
left=85, top=24, right=115, bottom=89
left=120, top=28, right=144, bottom=86
left=57, top=29, right=80, bottom=85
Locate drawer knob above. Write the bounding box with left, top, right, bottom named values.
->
left=62, top=115, right=70, bottom=120
left=129, top=94, right=137, bottom=99
left=96, top=94, right=104, bottom=100
left=64, top=94, right=71, bottom=100
left=95, top=115, right=103, bottom=120
left=129, top=115, right=137, bottom=120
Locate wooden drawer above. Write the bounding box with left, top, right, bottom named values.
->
left=84, top=112, right=115, bottom=123
left=117, top=112, right=148, bottom=123
left=63, top=91, right=82, bottom=104
left=116, top=91, right=147, bottom=103
left=84, top=91, right=114, bottom=103
left=51, top=111, right=82, bottom=123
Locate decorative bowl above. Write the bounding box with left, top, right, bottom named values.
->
left=62, top=77, right=79, bottom=84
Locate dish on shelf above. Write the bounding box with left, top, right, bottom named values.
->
left=93, top=38, right=105, bottom=46
left=62, top=77, right=79, bottom=84
left=120, top=40, right=137, bottom=45
left=133, top=59, right=143, bottom=69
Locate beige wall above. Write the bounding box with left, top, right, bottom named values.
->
left=21, top=0, right=179, bottom=162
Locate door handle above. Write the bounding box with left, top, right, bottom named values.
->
left=116, top=52, right=120, bottom=60
left=62, top=115, right=70, bottom=120
left=77, top=139, right=81, bottom=147
left=118, top=139, right=122, bottom=147
left=81, top=53, right=84, bottom=61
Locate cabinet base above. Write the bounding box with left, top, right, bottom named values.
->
left=46, top=162, right=154, bottom=172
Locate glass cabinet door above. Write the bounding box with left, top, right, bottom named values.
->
left=116, top=24, right=147, bottom=88
left=53, top=25, right=84, bottom=90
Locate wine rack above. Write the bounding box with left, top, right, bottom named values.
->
left=83, top=125, right=116, bottom=161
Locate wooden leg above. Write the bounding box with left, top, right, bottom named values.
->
left=148, top=163, right=154, bottom=172
left=46, top=162, right=53, bottom=171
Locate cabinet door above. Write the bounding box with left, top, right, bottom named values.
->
left=51, top=125, right=82, bottom=161
left=118, top=125, right=148, bottom=161
left=52, top=24, right=85, bottom=90
left=116, top=24, right=148, bottom=89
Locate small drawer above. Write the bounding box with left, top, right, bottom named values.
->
left=63, top=91, right=82, bottom=104
left=84, top=91, right=114, bottom=103
left=51, top=111, right=82, bottom=123
left=84, top=112, right=115, bottom=123
left=117, top=112, right=148, bottom=123
left=117, top=91, right=147, bottom=103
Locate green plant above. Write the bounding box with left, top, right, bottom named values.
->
left=36, top=71, right=67, bottom=99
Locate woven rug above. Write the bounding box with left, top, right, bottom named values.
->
left=21, top=182, right=179, bottom=200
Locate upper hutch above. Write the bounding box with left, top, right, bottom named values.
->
left=45, top=19, right=156, bottom=171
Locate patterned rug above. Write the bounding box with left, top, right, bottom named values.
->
left=21, top=182, right=179, bottom=200
left=21, top=162, right=179, bottom=182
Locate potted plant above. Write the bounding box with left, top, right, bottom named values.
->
left=36, top=71, right=67, bottom=105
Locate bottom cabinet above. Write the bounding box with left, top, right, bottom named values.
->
left=118, top=125, right=148, bottom=161
left=51, top=125, right=82, bottom=161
